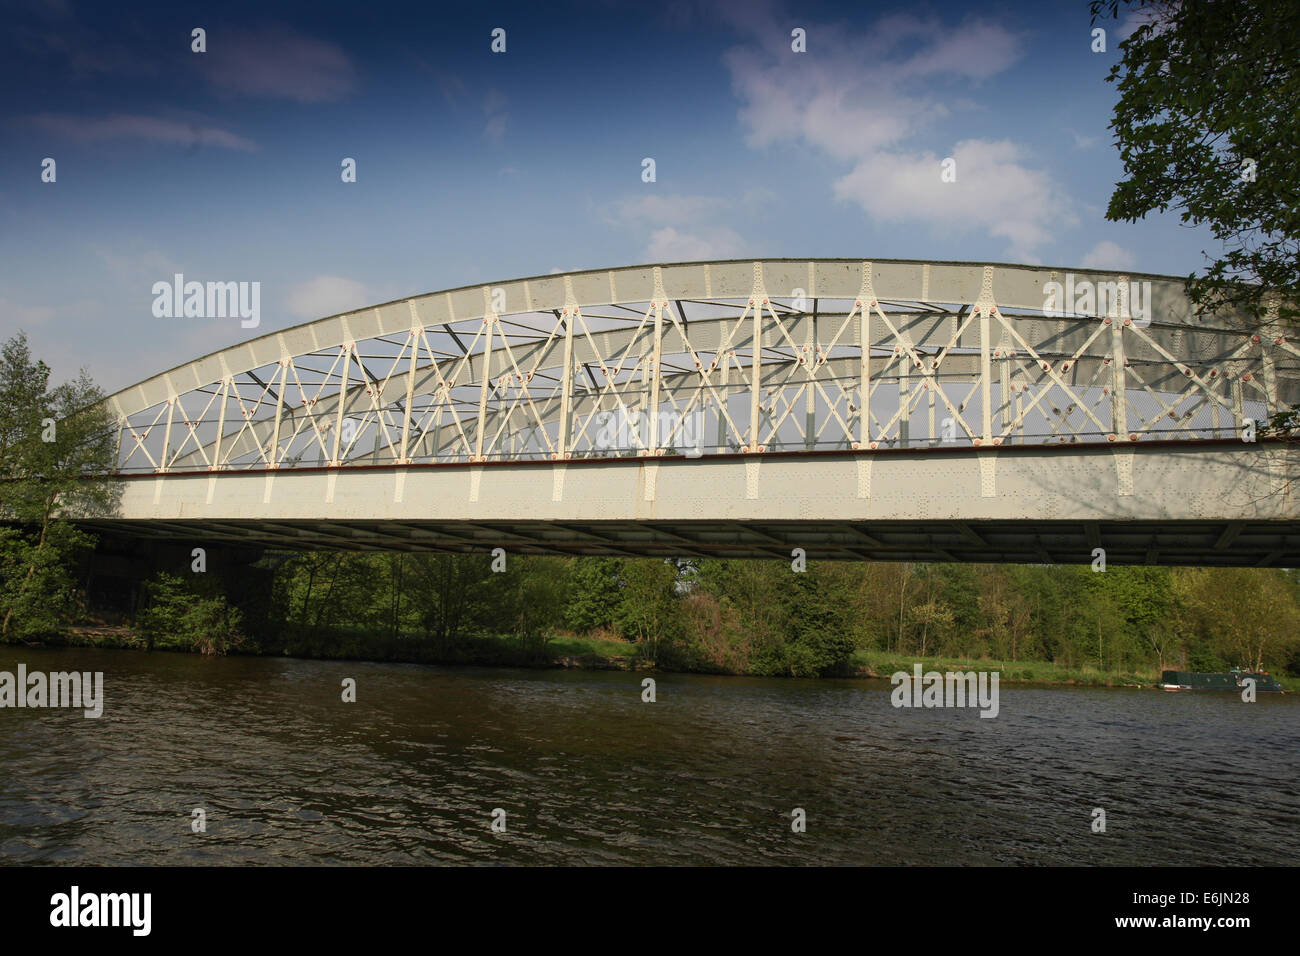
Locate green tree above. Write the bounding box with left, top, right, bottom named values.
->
left=137, top=571, right=245, bottom=655
left=564, top=556, right=624, bottom=633
left=1091, top=0, right=1300, bottom=335
left=1176, top=567, right=1300, bottom=671
left=615, top=558, right=685, bottom=666
left=404, top=553, right=497, bottom=648
left=491, top=556, right=570, bottom=659
left=770, top=569, right=858, bottom=677
left=0, top=333, right=119, bottom=638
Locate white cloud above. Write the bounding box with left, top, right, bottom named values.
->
left=603, top=193, right=755, bottom=261
left=647, top=227, right=747, bottom=261
left=91, top=244, right=182, bottom=287
left=605, top=194, right=734, bottom=227
left=721, top=8, right=1075, bottom=260
left=0, top=297, right=58, bottom=327
left=29, top=113, right=257, bottom=151
left=1114, top=9, right=1169, bottom=43
left=1080, top=240, right=1137, bottom=271
left=284, top=276, right=371, bottom=320
left=202, top=28, right=356, bottom=103
left=1066, top=127, right=1099, bottom=150
left=483, top=89, right=508, bottom=141
left=833, top=140, right=1076, bottom=262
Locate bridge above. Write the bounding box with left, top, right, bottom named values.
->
left=84, top=259, right=1300, bottom=566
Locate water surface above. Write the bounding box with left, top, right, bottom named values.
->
left=1, top=647, right=1296, bottom=865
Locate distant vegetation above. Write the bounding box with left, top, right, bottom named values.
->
left=62, top=552, right=1297, bottom=683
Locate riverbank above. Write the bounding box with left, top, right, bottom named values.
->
left=13, top=625, right=1296, bottom=690
left=852, top=650, right=1155, bottom=687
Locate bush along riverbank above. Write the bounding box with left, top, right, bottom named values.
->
left=7, top=556, right=1300, bottom=687
left=17, top=623, right=1299, bottom=691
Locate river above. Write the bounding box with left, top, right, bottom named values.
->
left=1, top=646, right=1296, bottom=865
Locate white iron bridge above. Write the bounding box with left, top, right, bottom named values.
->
left=85, top=259, right=1300, bottom=566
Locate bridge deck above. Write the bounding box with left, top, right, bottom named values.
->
left=83, top=440, right=1300, bottom=566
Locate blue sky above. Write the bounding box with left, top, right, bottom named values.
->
left=1, top=0, right=1213, bottom=393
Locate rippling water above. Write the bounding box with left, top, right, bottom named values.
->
left=1, top=647, right=1296, bottom=865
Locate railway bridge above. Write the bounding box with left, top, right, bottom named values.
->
left=83, top=259, right=1300, bottom=566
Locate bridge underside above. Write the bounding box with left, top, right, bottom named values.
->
left=79, top=515, right=1300, bottom=567
left=81, top=440, right=1299, bottom=567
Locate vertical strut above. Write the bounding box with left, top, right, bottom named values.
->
left=858, top=264, right=872, bottom=448
left=900, top=358, right=910, bottom=448
left=1109, top=317, right=1129, bottom=440
left=557, top=285, right=577, bottom=458
left=805, top=308, right=816, bottom=451
left=1260, top=298, right=1282, bottom=420
left=649, top=276, right=664, bottom=455
left=977, top=266, right=995, bottom=444
left=269, top=360, right=288, bottom=468
left=475, top=290, right=495, bottom=462
left=400, top=331, right=417, bottom=464
left=748, top=265, right=764, bottom=452
left=160, top=396, right=175, bottom=473
left=332, top=346, right=349, bottom=465
left=718, top=351, right=730, bottom=451
left=213, top=378, right=229, bottom=469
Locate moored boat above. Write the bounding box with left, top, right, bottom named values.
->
left=1159, top=669, right=1284, bottom=692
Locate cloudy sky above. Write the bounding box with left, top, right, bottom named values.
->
left=2, top=0, right=1210, bottom=394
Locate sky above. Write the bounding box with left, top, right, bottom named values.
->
left=0, top=0, right=1216, bottom=395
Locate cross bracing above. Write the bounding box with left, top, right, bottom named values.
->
left=104, top=259, right=1300, bottom=475
left=90, top=260, right=1300, bottom=567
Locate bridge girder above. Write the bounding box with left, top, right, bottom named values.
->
left=104, top=259, right=1300, bottom=475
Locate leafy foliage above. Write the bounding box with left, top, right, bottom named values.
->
left=1091, top=0, right=1300, bottom=328
left=137, top=572, right=246, bottom=655
left=0, top=332, right=119, bottom=638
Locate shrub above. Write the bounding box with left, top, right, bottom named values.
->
left=136, top=572, right=245, bottom=655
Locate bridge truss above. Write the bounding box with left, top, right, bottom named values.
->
left=92, top=260, right=1300, bottom=566
left=107, top=260, right=1298, bottom=473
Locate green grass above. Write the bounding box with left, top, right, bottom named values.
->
left=851, top=649, right=1156, bottom=687
left=546, top=633, right=637, bottom=659
left=20, top=624, right=1300, bottom=691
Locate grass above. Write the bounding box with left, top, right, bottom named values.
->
left=852, top=649, right=1157, bottom=687
left=15, top=625, right=1299, bottom=691
left=546, top=633, right=637, bottom=659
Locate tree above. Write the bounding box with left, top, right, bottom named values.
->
left=564, top=556, right=623, bottom=633
left=403, top=553, right=495, bottom=648
left=0, top=333, right=119, bottom=638
left=908, top=600, right=955, bottom=657
left=773, top=569, right=858, bottom=677
left=1091, top=0, right=1300, bottom=334
left=137, top=572, right=245, bottom=655
left=483, top=556, right=570, bottom=659
left=615, top=559, right=685, bottom=666
left=1176, top=567, right=1300, bottom=671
